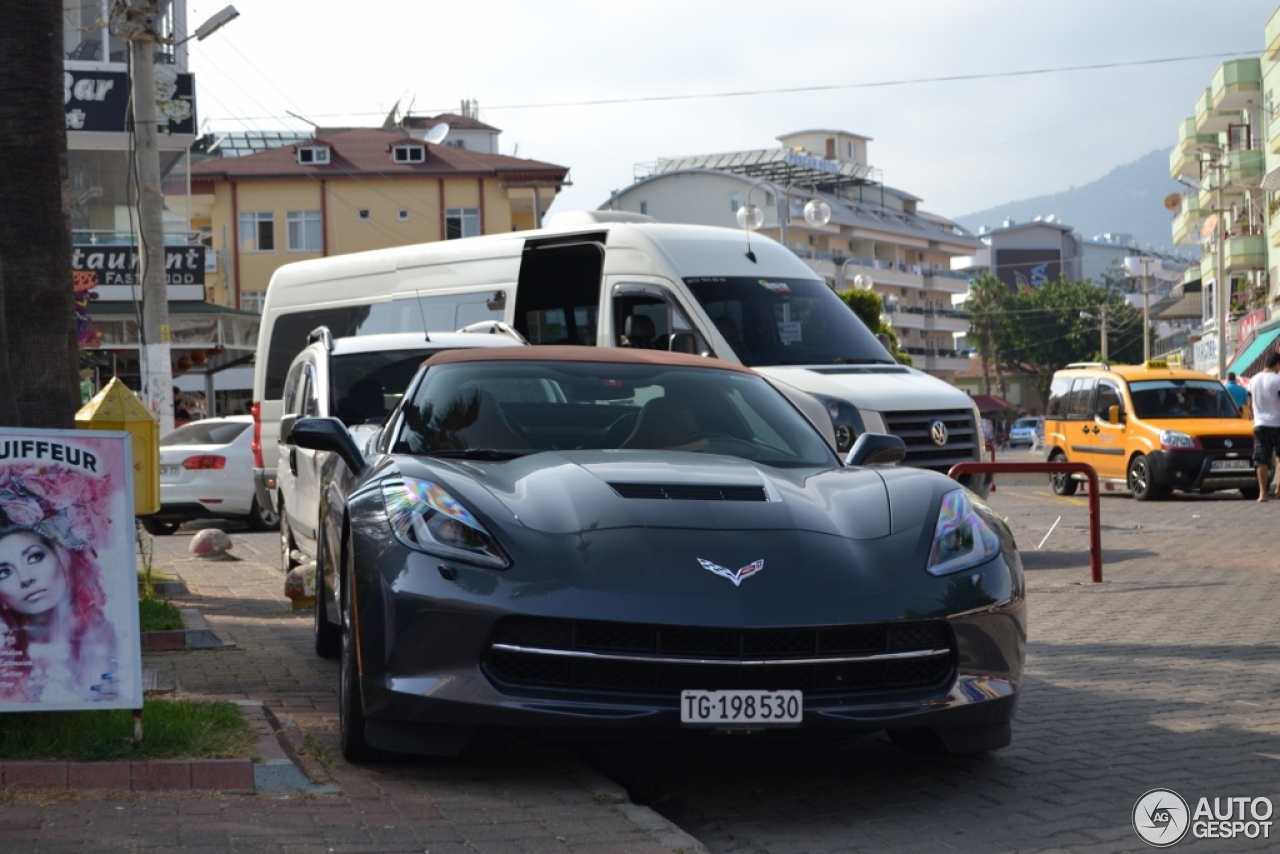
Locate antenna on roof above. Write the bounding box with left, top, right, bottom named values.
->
left=414, top=290, right=432, bottom=343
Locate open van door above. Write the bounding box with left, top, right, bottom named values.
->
left=513, top=234, right=606, bottom=346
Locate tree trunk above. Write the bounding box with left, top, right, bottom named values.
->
left=0, top=4, right=80, bottom=428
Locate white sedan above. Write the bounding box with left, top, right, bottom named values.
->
left=143, top=415, right=278, bottom=536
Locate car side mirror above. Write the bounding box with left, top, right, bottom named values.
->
left=845, top=432, right=907, bottom=467
left=1108, top=404, right=1121, bottom=425
left=288, top=416, right=368, bottom=475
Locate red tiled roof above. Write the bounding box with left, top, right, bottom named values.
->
left=191, top=128, right=566, bottom=182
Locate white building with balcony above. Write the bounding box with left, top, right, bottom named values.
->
left=600, top=130, right=981, bottom=380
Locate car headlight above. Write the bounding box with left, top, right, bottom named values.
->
left=1159, top=430, right=1196, bottom=450
left=381, top=476, right=509, bottom=568
left=926, top=489, right=1001, bottom=577
left=813, top=395, right=866, bottom=454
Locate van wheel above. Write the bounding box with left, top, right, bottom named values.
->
left=314, top=537, right=340, bottom=659
left=1049, top=452, right=1078, bottom=496
left=246, top=496, right=279, bottom=532
left=1128, top=454, right=1165, bottom=501
left=339, top=544, right=374, bottom=763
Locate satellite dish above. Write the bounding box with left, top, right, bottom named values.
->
left=1201, top=213, right=1219, bottom=239
left=423, top=123, right=449, bottom=145
left=1163, top=192, right=1183, bottom=211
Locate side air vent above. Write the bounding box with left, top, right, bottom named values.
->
left=609, top=483, right=768, bottom=502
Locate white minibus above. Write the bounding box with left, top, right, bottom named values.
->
left=251, top=211, right=988, bottom=511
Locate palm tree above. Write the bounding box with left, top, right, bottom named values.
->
left=0, top=4, right=80, bottom=427
left=965, top=274, right=1009, bottom=398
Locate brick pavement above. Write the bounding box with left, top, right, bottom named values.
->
left=576, top=483, right=1280, bottom=852
left=0, top=526, right=705, bottom=854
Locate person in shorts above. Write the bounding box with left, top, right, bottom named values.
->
left=1246, top=352, right=1280, bottom=502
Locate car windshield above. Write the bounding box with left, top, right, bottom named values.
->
left=684, top=277, right=895, bottom=367
left=1129, top=379, right=1240, bottom=419
left=393, top=361, right=840, bottom=468
left=160, top=420, right=248, bottom=446
left=1013, top=418, right=1039, bottom=430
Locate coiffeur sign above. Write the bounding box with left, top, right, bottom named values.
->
left=0, top=429, right=142, bottom=712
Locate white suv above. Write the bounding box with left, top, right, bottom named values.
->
left=276, top=327, right=524, bottom=575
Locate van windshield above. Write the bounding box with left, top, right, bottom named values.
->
left=684, top=277, right=895, bottom=367
left=1128, top=379, right=1240, bottom=419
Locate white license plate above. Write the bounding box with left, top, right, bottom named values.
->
left=680, top=689, right=802, bottom=726
left=159, top=464, right=181, bottom=476
left=1211, top=459, right=1252, bottom=471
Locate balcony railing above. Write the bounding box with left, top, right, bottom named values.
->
left=1211, top=58, right=1262, bottom=112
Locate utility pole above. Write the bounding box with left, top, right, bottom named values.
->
left=114, top=0, right=173, bottom=435
left=1100, top=302, right=1108, bottom=361
left=1214, top=155, right=1228, bottom=380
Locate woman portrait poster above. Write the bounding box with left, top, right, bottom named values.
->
left=0, top=429, right=141, bottom=712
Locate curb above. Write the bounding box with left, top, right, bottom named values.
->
left=0, top=701, right=329, bottom=795
left=140, top=608, right=235, bottom=652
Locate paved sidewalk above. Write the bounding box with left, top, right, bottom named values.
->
left=0, top=527, right=705, bottom=854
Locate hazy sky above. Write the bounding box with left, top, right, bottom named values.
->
left=188, top=0, right=1278, bottom=221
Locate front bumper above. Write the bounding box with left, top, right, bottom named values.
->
left=1147, top=450, right=1255, bottom=492
left=352, top=544, right=1025, bottom=748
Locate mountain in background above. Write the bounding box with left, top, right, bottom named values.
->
left=950, top=149, right=1195, bottom=258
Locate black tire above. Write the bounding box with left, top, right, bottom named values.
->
left=280, top=504, right=299, bottom=575
left=141, top=517, right=180, bottom=536
left=246, top=496, right=280, bottom=532
left=1128, top=453, right=1165, bottom=501
left=314, top=535, right=340, bottom=659
left=1049, top=452, right=1078, bottom=496
left=339, top=540, right=374, bottom=763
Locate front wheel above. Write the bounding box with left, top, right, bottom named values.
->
left=1128, top=454, right=1165, bottom=501
left=1049, top=452, right=1078, bottom=496
left=281, top=505, right=299, bottom=575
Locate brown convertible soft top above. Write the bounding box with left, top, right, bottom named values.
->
left=422, top=344, right=755, bottom=374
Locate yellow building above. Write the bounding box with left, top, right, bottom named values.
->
left=190, top=119, right=569, bottom=313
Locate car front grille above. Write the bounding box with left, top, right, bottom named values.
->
left=1201, top=436, right=1254, bottom=452
left=881, top=408, right=981, bottom=471
left=483, top=618, right=956, bottom=698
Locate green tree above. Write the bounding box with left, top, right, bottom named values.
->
left=996, top=277, right=1142, bottom=403
left=0, top=4, right=80, bottom=427
left=838, top=288, right=911, bottom=366
left=964, top=273, right=1009, bottom=397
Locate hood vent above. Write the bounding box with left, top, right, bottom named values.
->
left=609, top=483, right=768, bottom=502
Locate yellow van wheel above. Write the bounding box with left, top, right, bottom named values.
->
left=1127, top=454, right=1166, bottom=501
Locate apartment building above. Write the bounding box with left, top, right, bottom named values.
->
left=602, top=130, right=980, bottom=381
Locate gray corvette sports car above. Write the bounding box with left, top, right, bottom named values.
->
left=288, top=346, right=1025, bottom=762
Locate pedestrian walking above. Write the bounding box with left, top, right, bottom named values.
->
left=1246, top=353, right=1280, bottom=502
left=1225, top=371, right=1249, bottom=409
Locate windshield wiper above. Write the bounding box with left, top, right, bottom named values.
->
left=422, top=449, right=528, bottom=460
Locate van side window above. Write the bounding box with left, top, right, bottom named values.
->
left=1094, top=382, right=1123, bottom=420
left=264, top=304, right=398, bottom=399
left=282, top=361, right=305, bottom=416
left=1066, top=378, right=1095, bottom=420
left=1045, top=377, right=1073, bottom=418
left=301, top=364, right=321, bottom=418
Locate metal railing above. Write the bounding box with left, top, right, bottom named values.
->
left=948, top=461, right=1102, bottom=583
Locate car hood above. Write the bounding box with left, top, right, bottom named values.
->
left=755, top=365, right=977, bottom=414
left=396, top=451, right=920, bottom=540
left=1139, top=417, right=1254, bottom=435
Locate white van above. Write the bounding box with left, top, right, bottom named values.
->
left=251, top=212, right=989, bottom=507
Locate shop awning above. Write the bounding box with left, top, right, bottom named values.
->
left=1226, top=321, right=1280, bottom=379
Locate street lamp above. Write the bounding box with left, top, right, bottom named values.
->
left=113, top=2, right=239, bottom=434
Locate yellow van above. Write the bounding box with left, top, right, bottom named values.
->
left=1043, top=360, right=1255, bottom=500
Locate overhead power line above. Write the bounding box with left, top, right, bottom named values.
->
left=201, top=49, right=1261, bottom=124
